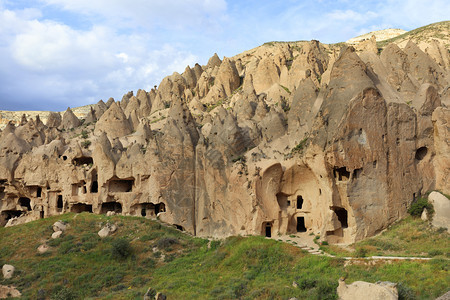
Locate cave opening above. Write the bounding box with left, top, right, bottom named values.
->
left=264, top=223, right=272, bottom=237
left=101, top=201, right=122, bottom=214
left=415, top=147, right=428, bottom=161
left=109, top=178, right=134, bottom=193
left=174, top=224, right=184, bottom=231
left=296, top=217, right=306, bottom=232
left=36, top=187, right=42, bottom=197
left=57, top=195, right=63, bottom=212
left=73, top=156, right=94, bottom=166
left=297, top=195, right=304, bottom=209
left=332, top=207, right=348, bottom=228
left=19, top=197, right=32, bottom=211
left=333, top=167, right=350, bottom=181
left=71, top=203, right=93, bottom=213
left=90, top=170, right=98, bottom=193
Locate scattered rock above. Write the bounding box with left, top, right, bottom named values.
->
left=51, top=231, right=63, bottom=239
left=2, top=265, right=15, bottom=279
left=0, top=285, right=21, bottom=298
left=37, top=244, right=49, bottom=254
left=292, top=281, right=298, bottom=288
left=53, top=221, right=67, bottom=232
left=98, top=223, right=117, bottom=238
left=337, top=279, right=398, bottom=300
left=106, top=211, right=116, bottom=216
left=143, top=287, right=156, bottom=300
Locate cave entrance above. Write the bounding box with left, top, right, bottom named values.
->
left=297, top=195, right=304, bottom=209
left=101, top=202, right=122, bottom=214
left=72, top=156, right=93, bottom=166
left=174, top=224, right=184, bottom=231
left=263, top=222, right=272, bottom=237
left=57, top=195, right=63, bottom=212
left=332, top=207, right=348, bottom=228
left=297, top=217, right=306, bottom=232
left=333, top=167, right=350, bottom=181
left=109, top=178, right=134, bottom=193
left=90, top=170, right=98, bottom=193
left=71, top=203, right=93, bottom=213
left=138, top=202, right=166, bottom=217
left=36, top=187, right=42, bottom=198
left=19, top=197, right=32, bottom=211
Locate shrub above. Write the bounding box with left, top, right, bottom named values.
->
left=355, top=247, right=368, bottom=258
left=80, top=130, right=88, bottom=139
left=408, top=197, right=433, bottom=217
left=81, top=140, right=91, bottom=149
left=111, top=238, right=133, bottom=260
left=156, top=237, right=179, bottom=250
left=397, top=282, right=416, bottom=300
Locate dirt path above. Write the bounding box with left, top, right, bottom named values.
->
left=273, top=234, right=443, bottom=261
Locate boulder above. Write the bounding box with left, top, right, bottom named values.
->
left=337, top=279, right=398, bottom=300
left=51, top=231, right=63, bottom=239
left=155, top=292, right=167, bottom=300
left=98, top=223, right=117, bottom=238
left=53, top=221, right=67, bottom=232
left=37, top=244, right=49, bottom=254
left=2, top=265, right=15, bottom=279
left=428, top=191, right=450, bottom=233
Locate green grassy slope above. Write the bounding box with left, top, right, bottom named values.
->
left=0, top=213, right=448, bottom=299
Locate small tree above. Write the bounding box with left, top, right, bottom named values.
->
left=408, top=197, right=433, bottom=217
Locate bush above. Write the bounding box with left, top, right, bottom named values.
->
left=81, top=130, right=88, bottom=139
left=397, top=282, right=416, bottom=300
left=408, top=197, right=433, bottom=217
left=111, top=238, right=133, bottom=260
left=156, top=237, right=179, bottom=250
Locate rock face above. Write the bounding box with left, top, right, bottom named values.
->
left=0, top=22, right=449, bottom=244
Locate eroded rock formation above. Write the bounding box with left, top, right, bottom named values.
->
left=1, top=23, right=449, bottom=244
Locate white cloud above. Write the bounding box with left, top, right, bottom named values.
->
left=0, top=6, right=198, bottom=110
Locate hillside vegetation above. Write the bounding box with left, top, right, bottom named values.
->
left=0, top=213, right=448, bottom=299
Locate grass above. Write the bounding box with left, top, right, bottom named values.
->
left=320, top=216, right=450, bottom=259
left=0, top=213, right=448, bottom=299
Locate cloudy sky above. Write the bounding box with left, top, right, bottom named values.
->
left=0, top=0, right=448, bottom=111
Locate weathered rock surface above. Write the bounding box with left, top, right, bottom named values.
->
left=0, top=23, right=449, bottom=245
left=98, top=223, right=117, bottom=238
left=337, top=279, right=398, bottom=300
left=428, top=191, right=450, bottom=232
left=0, top=285, right=21, bottom=298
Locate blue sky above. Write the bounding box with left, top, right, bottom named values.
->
left=0, top=0, right=448, bottom=111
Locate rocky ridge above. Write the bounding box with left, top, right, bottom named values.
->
left=0, top=21, right=449, bottom=244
